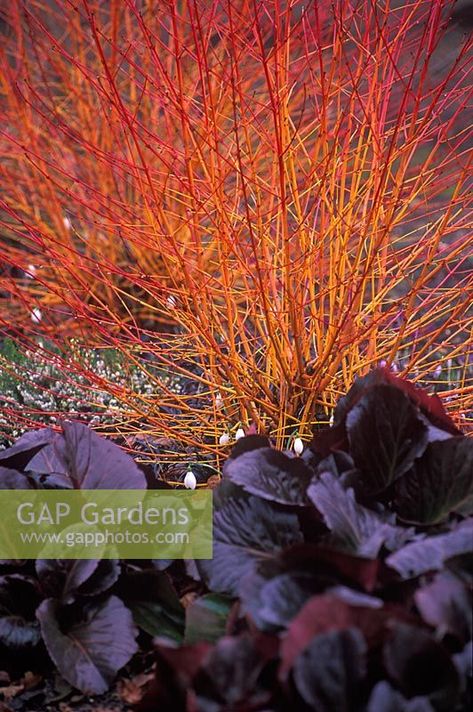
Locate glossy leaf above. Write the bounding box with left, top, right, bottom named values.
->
left=0, top=466, right=32, bottom=489
left=199, top=496, right=303, bottom=597
left=224, top=447, right=311, bottom=505
left=37, top=596, right=138, bottom=694
left=36, top=559, right=120, bottom=604
left=386, top=520, right=473, bottom=578
left=292, top=628, right=366, bottom=711
left=415, top=572, right=472, bottom=642
left=383, top=622, right=460, bottom=707
left=185, top=594, right=233, bottom=645
left=308, top=472, right=416, bottom=557
left=117, top=569, right=185, bottom=642
left=0, top=428, right=55, bottom=471
left=27, top=421, right=146, bottom=489
left=394, top=438, right=473, bottom=524
left=0, top=575, right=42, bottom=650
left=346, top=385, right=428, bottom=496
left=367, top=681, right=434, bottom=711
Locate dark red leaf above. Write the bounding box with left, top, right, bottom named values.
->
left=280, top=593, right=400, bottom=679
left=394, top=438, right=473, bottom=524
left=224, top=447, right=312, bottom=506
left=37, top=596, right=138, bottom=695
left=27, top=421, right=146, bottom=489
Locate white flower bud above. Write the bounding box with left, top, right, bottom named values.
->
left=184, top=469, right=197, bottom=489
left=31, top=308, right=42, bottom=323
left=235, top=428, right=245, bottom=441
left=293, top=437, right=304, bottom=455
left=219, top=432, right=230, bottom=446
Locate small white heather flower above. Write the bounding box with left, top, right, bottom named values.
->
left=31, top=308, right=42, bottom=323
left=184, top=469, right=197, bottom=489
left=166, top=295, right=177, bottom=309
left=219, top=432, right=230, bottom=446
left=293, top=437, right=304, bottom=455
left=235, top=427, right=245, bottom=441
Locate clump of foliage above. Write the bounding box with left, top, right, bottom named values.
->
left=0, top=370, right=471, bottom=709
left=0, top=0, right=472, bottom=457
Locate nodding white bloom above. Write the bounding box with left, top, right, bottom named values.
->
left=166, top=295, right=177, bottom=309
left=293, top=437, right=304, bottom=456
left=63, top=216, right=71, bottom=230
left=329, top=413, right=334, bottom=427
left=26, top=264, right=36, bottom=279
left=235, top=427, right=245, bottom=441
left=215, top=392, right=224, bottom=409
left=184, top=469, right=197, bottom=490
left=31, top=308, right=42, bottom=324
left=219, top=432, right=230, bottom=446
left=434, top=364, right=442, bottom=377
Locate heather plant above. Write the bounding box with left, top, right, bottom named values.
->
left=0, top=0, right=472, bottom=458
left=0, top=339, right=155, bottom=442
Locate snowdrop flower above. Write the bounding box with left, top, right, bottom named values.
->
left=219, top=432, right=230, bottom=446
left=166, top=295, right=177, bottom=309
left=26, top=264, right=36, bottom=278
left=329, top=413, right=334, bottom=427
left=63, top=216, right=71, bottom=230
left=293, top=437, right=304, bottom=455
left=184, top=469, right=197, bottom=490
left=31, top=308, right=42, bottom=323
left=235, top=427, right=245, bottom=441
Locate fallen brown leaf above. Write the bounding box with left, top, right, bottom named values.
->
left=22, top=671, right=42, bottom=690
left=118, top=672, right=154, bottom=705
left=206, top=474, right=220, bottom=489
left=180, top=591, right=198, bottom=608
left=0, top=684, right=23, bottom=701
